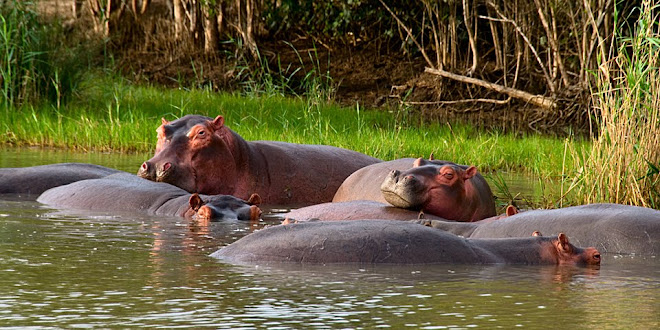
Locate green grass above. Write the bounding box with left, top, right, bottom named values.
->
left=0, top=73, right=583, bottom=181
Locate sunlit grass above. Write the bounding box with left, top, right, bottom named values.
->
left=0, top=72, right=581, bottom=180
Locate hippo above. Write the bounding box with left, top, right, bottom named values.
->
left=284, top=201, right=518, bottom=223
left=0, top=163, right=122, bottom=198
left=137, top=115, right=381, bottom=205
left=37, top=172, right=262, bottom=221
left=284, top=200, right=447, bottom=222
left=210, top=220, right=601, bottom=266
left=332, top=158, right=496, bottom=221
left=414, top=203, right=660, bottom=255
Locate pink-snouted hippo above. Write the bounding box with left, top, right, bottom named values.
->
left=333, top=158, right=496, bottom=221
left=210, top=220, right=601, bottom=266
left=0, top=163, right=121, bottom=198
left=154, top=115, right=210, bottom=155
left=137, top=115, right=381, bottom=205
left=37, top=172, right=262, bottom=221
left=414, top=203, right=660, bottom=256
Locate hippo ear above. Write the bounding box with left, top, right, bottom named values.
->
left=247, top=193, right=262, bottom=205
left=505, top=205, right=519, bottom=217
left=188, top=193, right=205, bottom=211
left=413, top=157, right=429, bottom=167
left=210, top=115, right=225, bottom=130
left=429, top=152, right=435, bottom=160
left=532, top=231, right=542, bottom=237
left=161, top=117, right=169, bottom=126
left=557, top=233, right=572, bottom=253
left=464, top=166, right=477, bottom=180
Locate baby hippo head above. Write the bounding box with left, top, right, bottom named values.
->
left=380, top=158, right=477, bottom=220
left=549, top=233, right=602, bottom=267
left=188, top=193, right=262, bottom=221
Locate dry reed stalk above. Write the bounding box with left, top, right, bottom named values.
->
left=569, top=0, right=660, bottom=207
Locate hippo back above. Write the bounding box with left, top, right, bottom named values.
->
left=211, top=220, right=495, bottom=264
left=37, top=172, right=190, bottom=215
left=285, top=200, right=447, bottom=221
left=0, top=163, right=122, bottom=197
left=468, top=203, right=660, bottom=255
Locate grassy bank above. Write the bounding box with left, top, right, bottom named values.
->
left=0, top=74, right=582, bottom=181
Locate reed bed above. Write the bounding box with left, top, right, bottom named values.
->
left=566, top=0, right=660, bottom=208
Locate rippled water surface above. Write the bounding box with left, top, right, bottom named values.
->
left=1, top=148, right=658, bottom=328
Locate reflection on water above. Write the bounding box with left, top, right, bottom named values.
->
left=1, top=148, right=659, bottom=328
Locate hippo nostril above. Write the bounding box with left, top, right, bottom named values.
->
left=594, top=253, right=601, bottom=260
left=141, top=162, right=149, bottom=170
left=163, top=162, right=171, bottom=172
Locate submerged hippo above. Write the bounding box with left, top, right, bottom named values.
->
left=333, top=158, right=496, bottom=221
left=211, top=220, right=601, bottom=266
left=0, top=163, right=121, bottom=197
left=415, top=203, right=660, bottom=255
left=37, top=172, right=262, bottom=221
left=284, top=201, right=518, bottom=223
left=284, top=200, right=447, bottom=222
left=138, top=115, right=381, bottom=205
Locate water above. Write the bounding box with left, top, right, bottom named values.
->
left=1, top=148, right=659, bottom=328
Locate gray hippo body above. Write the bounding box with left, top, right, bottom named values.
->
left=37, top=172, right=261, bottom=220
left=284, top=200, right=447, bottom=222
left=211, top=220, right=600, bottom=266
left=0, top=163, right=121, bottom=197
left=416, top=203, right=660, bottom=255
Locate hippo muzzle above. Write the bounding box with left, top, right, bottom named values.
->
left=380, top=170, right=427, bottom=209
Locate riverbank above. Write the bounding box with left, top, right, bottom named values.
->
left=0, top=74, right=585, bottom=179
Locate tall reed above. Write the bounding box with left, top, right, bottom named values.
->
left=568, top=0, right=660, bottom=207
left=0, top=0, right=87, bottom=108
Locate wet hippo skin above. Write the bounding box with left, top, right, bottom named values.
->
left=37, top=172, right=262, bottom=221
left=138, top=115, right=381, bottom=205
left=415, top=203, right=660, bottom=255
left=333, top=158, right=496, bottom=221
left=284, top=200, right=447, bottom=222
left=211, top=220, right=601, bottom=266
left=0, top=163, right=122, bottom=198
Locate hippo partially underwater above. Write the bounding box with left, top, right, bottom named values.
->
left=415, top=203, right=660, bottom=255
left=211, top=220, right=601, bottom=266
left=38, top=172, right=262, bottom=221
left=0, top=163, right=121, bottom=197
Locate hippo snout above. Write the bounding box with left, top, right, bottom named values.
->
left=137, top=161, right=156, bottom=180
left=156, top=162, right=172, bottom=182
left=196, top=205, right=214, bottom=220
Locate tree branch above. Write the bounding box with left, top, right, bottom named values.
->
left=424, top=67, right=556, bottom=109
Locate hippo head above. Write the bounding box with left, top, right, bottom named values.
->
left=544, top=233, right=601, bottom=266
left=380, top=158, right=478, bottom=221
left=138, top=115, right=241, bottom=195
left=188, top=193, right=262, bottom=221
left=139, top=115, right=213, bottom=179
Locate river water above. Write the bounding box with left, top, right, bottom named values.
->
left=0, top=148, right=658, bottom=328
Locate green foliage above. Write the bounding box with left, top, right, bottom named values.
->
left=0, top=73, right=576, bottom=182
left=0, top=0, right=89, bottom=108
left=264, top=0, right=409, bottom=41
left=568, top=0, right=660, bottom=208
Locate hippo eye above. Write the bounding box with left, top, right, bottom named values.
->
left=443, top=173, right=454, bottom=179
